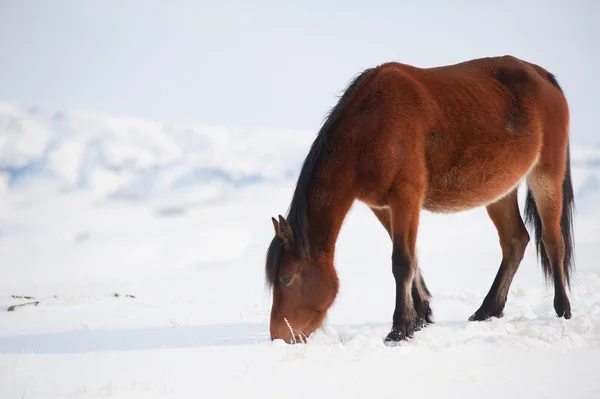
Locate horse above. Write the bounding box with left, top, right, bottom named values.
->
left=265, top=55, right=575, bottom=345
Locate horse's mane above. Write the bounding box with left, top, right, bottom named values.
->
left=265, top=67, right=374, bottom=288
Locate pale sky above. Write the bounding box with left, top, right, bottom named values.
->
left=0, top=0, right=598, bottom=144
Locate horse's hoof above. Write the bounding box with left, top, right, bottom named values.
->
left=413, top=317, right=429, bottom=332
left=384, top=323, right=414, bottom=345
left=384, top=338, right=403, bottom=347
left=469, top=309, right=504, bottom=322
left=469, top=311, right=487, bottom=322
left=384, top=330, right=406, bottom=346
left=554, top=295, right=572, bottom=319
left=469, top=300, right=505, bottom=322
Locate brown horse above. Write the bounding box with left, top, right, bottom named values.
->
left=265, top=55, right=575, bottom=345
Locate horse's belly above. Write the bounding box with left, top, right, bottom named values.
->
left=423, top=185, right=515, bottom=213
left=422, top=151, right=539, bottom=213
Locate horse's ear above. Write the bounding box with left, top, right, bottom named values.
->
left=273, top=214, right=294, bottom=250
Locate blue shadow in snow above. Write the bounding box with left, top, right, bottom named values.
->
left=0, top=320, right=480, bottom=355
left=0, top=323, right=271, bottom=354
left=171, top=167, right=264, bottom=190
left=1, top=158, right=52, bottom=189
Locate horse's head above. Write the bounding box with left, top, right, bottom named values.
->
left=265, top=215, right=339, bottom=343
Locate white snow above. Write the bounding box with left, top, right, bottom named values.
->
left=1, top=102, right=599, bottom=398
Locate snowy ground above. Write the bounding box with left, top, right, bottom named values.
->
left=1, top=102, right=599, bottom=398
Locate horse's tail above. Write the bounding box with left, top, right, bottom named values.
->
left=524, top=72, right=575, bottom=288
left=524, top=145, right=575, bottom=289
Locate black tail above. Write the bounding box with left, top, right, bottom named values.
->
left=524, top=144, right=575, bottom=288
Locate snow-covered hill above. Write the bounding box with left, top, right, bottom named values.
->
left=1, top=102, right=599, bottom=398
left=2, top=101, right=599, bottom=203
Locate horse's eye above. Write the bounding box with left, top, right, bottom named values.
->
left=281, top=274, right=293, bottom=286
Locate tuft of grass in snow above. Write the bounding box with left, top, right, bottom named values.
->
left=7, top=294, right=60, bottom=311
left=10, top=295, right=36, bottom=300
left=113, top=292, right=136, bottom=298
left=283, top=317, right=297, bottom=344
left=7, top=301, right=39, bottom=312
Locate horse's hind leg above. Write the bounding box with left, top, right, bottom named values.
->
left=526, top=161, right=573, bottom=319
left=370, top=207, right=433, bottom=330
left=469, top=189, right=530, bottom=321
left=411, top=265, right=433, bottom=329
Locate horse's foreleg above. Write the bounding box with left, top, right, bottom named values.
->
left=383, top=185, right=424, bottom=344
left=469, top=189, right=530, bottom=321
left=370, top=206, right=433, bottom=332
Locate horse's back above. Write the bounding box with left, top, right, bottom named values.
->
left=373, top=55, right=564, bottom=136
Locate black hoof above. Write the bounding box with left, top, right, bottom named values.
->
left=413, top=316, right=430, bottom=332
left=384, top=328, right=410, bottom=345
left=554, top=295, right=572, bottom=319
left=469, top=306, right=504, bottom=322
left=415, top=300, right=434, bottom=326
left=384, top=315, right=420, bottom=345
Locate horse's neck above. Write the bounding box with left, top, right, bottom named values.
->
left=306, top=166, right=355, bottom=260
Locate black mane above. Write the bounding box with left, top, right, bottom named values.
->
left=265, top=67, right=374, bottom=288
